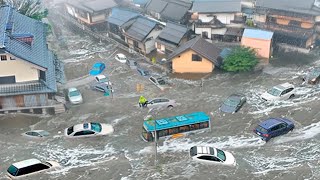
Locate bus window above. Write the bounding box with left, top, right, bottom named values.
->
left=158, top=129, right=168, bottom=137
left=200, top=122, right=209, bottom=129
left=179, top=125, right=189, bottom=132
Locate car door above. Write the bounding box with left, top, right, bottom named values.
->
left=280, top=89, right=289, bottom=100
left=149, top=99, right=160, bottom=108
left=159, top=99, right=169, bottom=108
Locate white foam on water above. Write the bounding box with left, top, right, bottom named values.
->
left=33, top=144, right=117, bottom=175
left=112, top=116, right=129, bottom=125
left=274, top=121, right=320, bottom=144
left=157, top=135, right=265, bottom=154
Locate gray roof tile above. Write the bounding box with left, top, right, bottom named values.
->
left=107, top=8, right=140, bottom=26
left=125, top=17, right=157, bottom=41
left=191, top=0, right=241, bottom=13
left=157, top=22, right=188, bottom=45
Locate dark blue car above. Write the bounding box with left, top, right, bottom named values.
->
left=254, top=118, right=294, bottom=142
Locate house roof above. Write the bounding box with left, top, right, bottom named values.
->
left=146, top=0, right=192, bottom=22
left=0, top=6, right=57, bottom=93
left=124, top=17, right=157, bottom=42
left=66, top=0, right=117, bottom=13
left=191, top=0, right=241, bottom=13
left=168, top=36, right=222, bottom=66
left=256, top=0, right=320, bottom=16
left=107, top=8, right=140, bottom=26
left=242, top=29, right=274, bottom=40
left=157, top=22, right=188, bottom=45
left=133, top=0, right=149, bottom=6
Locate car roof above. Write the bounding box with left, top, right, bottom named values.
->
left=12, top=159, right=42, bottom=168
left=116, top=53, right=126, bottom=58
left=68, top=87, right=78, bottom=92
left=73, top=123, right=89, bottom=131
left=274, top=83, right=294, bottom=90
left=93, top=62, right=104, bottom=67
left=195, top=146, right=216, bottom=156
left=96, top=75, right=106, bottom=79
left=259, top=118, right=283, bottom=129
left=228, top=94, right=244, bottom=101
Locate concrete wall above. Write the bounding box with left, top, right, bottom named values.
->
left=0, top=53, right=41, bottom=82
left=145, top=29, right=162, bottom=54
left=92, top=14, right=106, bottom=23
left=241, top=37, right=272, bottom=58
left=172, top=50, right=214, bottom=73
left=195, top=27, right=212, bottom=39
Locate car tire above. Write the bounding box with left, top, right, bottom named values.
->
left=167, top=105, right=173, bottom=109
left=289, top=94, right=295, bottom=99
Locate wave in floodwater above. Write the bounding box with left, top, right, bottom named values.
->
left=33, top=144, right=117, bottom=175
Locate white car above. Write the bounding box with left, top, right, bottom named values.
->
left=95, top=75, right=112, bottom=85
left=7, top=159, right=60, bottom=179
left=190, top=146, right=236, bottom=166
left=115, top=53, right=127, bottom=63
left=21, top=130, right=50, bottom=138
left=149, top=76, right=166, bottom=86
left=64, top=122, right=114, bottom=138
left=67, top=87, right=83, bottom=104
left=147, top=98, right=176, bottom=109
left=261, top=82, right=295, bottom=101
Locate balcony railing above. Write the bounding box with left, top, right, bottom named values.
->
left=0, top=81, right=48, bottom=96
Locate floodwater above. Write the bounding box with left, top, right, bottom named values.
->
left=1, top=3, right=320, bottom=180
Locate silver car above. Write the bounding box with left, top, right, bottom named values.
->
left=147, top=98, right=176, bottom=109
left=126, top=59, right=138, bottom=69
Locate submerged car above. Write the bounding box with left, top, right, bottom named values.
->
left=147, top=98, right=176, bottom=109
left=137, top=67, right=150, bottom=76
left=95, top=75, right=112, bottom=85
left=302, top=68, right=320, bottom=85
left=64, top=122, right=114, bottom=138
left=261, top=82, right=295, bottom=102
left=190, top=146, right=236, bottom=166
left=220, top=94, right=246, bottom=113
left=149, top=75, right=166, bottom=86
left=89, top=62, right=105, bottom=75
left=21, top=130, right=50, bottom=138
left=126, top=59, right=138, bottom=69
left=115, top=53, right=127, bottom=63
left=67, top=88, right=83, bottom=104
left=91, top=83, right=114, bottom=93
left=7, top=159, right=60, bottom=179
left=254, top=118, right=294, bottom=142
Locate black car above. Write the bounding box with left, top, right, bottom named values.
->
left=220, top=94, right=246, bottom=113
left=302, top=68, right=320, bottom=85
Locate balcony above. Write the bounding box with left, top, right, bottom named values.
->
left=0, top=80, right=50, bottom=96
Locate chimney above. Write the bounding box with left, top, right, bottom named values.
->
left=12, top=33, right=34, bottom=45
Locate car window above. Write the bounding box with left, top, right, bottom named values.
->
left=286, top=88, right=294, bottom=93
left=74, top=130, right=95, bottom=136
left=16, top=163, right=49, bottom=176
left=7, top=165, right=18, bottom=176
left=152, top=99, right=161, bottom=103
left=32, top=132, right=41, bottom=137
left=150, top=77, right=156, bottom=83
left=26, top=132, right=33, bottom=136
left=256, top=125, right=268, bottom=133
left=216, top=149, right=226, bottom=161
left=161, top=99, right=169, bottom=102
left=67, top=126, right=74, bottom=135
left=267, top=87, right=281, bottom=96
left=271, top=124, right=281, bottom=131
left=91, top=123, right=102, bottom=132
left=278, top=123, right=287, bottom=129
left=157, top=79, right=165, bottom=85
left=198, top=155, right=221, bottom=162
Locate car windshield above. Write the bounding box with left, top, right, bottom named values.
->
left=38, top=131, right=50, bottom=137
left=267, top=87, right=281, bottom=96
left=67, top=126, right=74, bottom=135
left=256, top=125, right=268, bottom=133
left=99, top=77, right=108, bottom=82
left=144, top=71, right=150, bottom=75
left=7, top=165, right=18, bottom=176
left=224, top=98, right=240, bottom=107
left=92, top=66, right=100, bottom=71
left=91, top=123, right=102, bottom=132
left=216, top=149, right=226, bottom=161
left=69, top=90, right=80, bottom=97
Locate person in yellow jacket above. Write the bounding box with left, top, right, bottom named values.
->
left=139, top=95, right=148, bottom=107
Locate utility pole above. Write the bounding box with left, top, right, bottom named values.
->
left=154, top=119, right=157, bottom=167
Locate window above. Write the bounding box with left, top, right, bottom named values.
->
left=199, top=122, right=209, bottom=129
left=158, top=129, right=168, bottom=137
left=192, top=54, right=202, bottom=61
left=10, top=56, right=15, bottom=60
left=161, top=99, right=169, bottom=102
left=7, top=165, right=18, bottom=176
left=278, top=123, right=287, bottom=129
left=150, top=77, right=156, bottom=83
left=198, top=155, right=221, bottom=162
left=67, top=127, right=74, bottom=135
left=74, top=130, right=95, bottom=136
left=271, top=125, right=281, bottom=131
left=1, top=55, right=7, bottom=61
left=202, top=31, right=208, bottom=39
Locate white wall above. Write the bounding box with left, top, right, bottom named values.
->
left=199, top=13, right=236, bottom=24
left=145, top=28, right=162, bottom=54
left=195, top=27, right=212, bottom=39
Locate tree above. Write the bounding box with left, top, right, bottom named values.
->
left=222, top=46, right=258, bottom=72
left=3, top=0, right=48, bottom=20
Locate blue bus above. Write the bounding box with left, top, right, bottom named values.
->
left=141, top=112, right=211, bottom=142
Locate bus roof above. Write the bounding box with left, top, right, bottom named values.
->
left=143, top=112, right=210, bottom=131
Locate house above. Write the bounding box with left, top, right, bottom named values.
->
left=145, top=0, right=192, bottom=24
left=107, top=8, right=140, bottom=41
left=65, top=0, right=117, bottom=31
left=0, top=7, right=58, bottom=111
left=155, top=22, right=190, bottom=54
left=168, top=36, right=223, bottom=73
left=123, top=17, right=162, bottom=55
left=190, top=0, right=244, bottom=41
left=254, top=0, right=320, bottom=49
left=241, top=29, right=274, bottom=59
left=132, top=0, right=149, bottom=7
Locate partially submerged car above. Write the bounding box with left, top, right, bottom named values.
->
left=302, top=68, right=320, bottom=85
left=254, top=118, right=294, bottom=142
left=89, top=62, right=105, bottom=75
left=64, top=122, right=114, bottom=138
left=126, top=59, right=138, bottom=69
left=21, top=130, right=50, bottom=138
left=147, top=98, right=176, bottom=109
left=220, top=94, right=246, bottom=113
left=7, top=158, right=60, bottom=179
left=137, top=67, right=150, bottom=76
left=190, top=146, right=236, bottom=166
left=91, top=82, right=114, bottom=93
left=261, top=82, right=295, bottom=102
left=95, top=75, right=112, bottom=85
left=115, top=53, right=127, bottom=63
left=67, top=88, right=83, bottom=104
